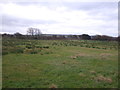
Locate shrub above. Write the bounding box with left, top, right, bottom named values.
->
left=35, top=45, right=42, bottom=48
left=80, top=45, right=83, bottom=47
left=52, top=42, right=57, bottom=45
left=26, top=45, right=32, bottom=49
left=102, top=47, right=106, bottom=49
left=2, top=50, right=8, bottom=55
left=96, top=47, right=100, bottom=49
left=16, top=49, right=24, bottom=53
left=30, top=50, right=38, bottom=54
left=24, top=49, right=31, bottom=54
left=44, top=51, right=52, bottom=54
left=43, top=46, right=49, bottom=48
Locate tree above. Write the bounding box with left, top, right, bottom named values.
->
left=91, top=35, right=114, bottom=41
left=14, top=32, right=22, bottom=36
left=81, top=34, right=91, bottom=40
left=27, top=27, right=42, bottom=36
left=13, top=32, right=23, bottom=39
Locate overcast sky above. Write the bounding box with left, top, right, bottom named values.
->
left=0, top=0, right=118, bottom=36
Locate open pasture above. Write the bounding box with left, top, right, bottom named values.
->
left=2, top=38, right=118, bottom=88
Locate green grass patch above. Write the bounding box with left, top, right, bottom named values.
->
left=2, top=38, right=118, bottom=88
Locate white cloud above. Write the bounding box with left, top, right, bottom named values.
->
left=0, top=2, right=118, bottom=36
left=0, top=0, right=119, bottom=3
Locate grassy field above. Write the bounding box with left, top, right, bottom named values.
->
left=2, top=38, right=118, bottom=88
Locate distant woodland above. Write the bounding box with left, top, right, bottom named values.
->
left=1, top=28, right=119, bottom=41
left=1, top=33, right=119, bottom=41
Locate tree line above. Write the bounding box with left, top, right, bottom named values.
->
left=1, top=33, right=119, bottom=41
left=1, top=27, right=119, bottom=41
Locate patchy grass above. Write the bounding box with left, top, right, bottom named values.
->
left=2, top=38, right=118, bottom=88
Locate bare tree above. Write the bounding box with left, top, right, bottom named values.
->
left=27, top=27, right=42, bottom=36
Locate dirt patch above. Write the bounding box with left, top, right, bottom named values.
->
left=95, top=75, right=112, bottom=83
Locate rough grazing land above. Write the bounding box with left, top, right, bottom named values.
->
left=2, top=38, right=118, bottom=88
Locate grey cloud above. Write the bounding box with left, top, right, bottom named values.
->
left=66, top=2, right=117, bottom=10
left=1, top=2, right=118, bottom=36
left=84, top=2, right=118, bottom=21
left=16, top=2, right=117, bottom=10
left=16, top=2, right=118, bottom=21
left=61, top=2, right=117, bottom=22
left=1, top=15, right=58, bottom=34
left=2, top=15, right=58, bottom=27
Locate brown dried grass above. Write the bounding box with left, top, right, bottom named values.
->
left=90, top=70, right=96, bottom=74
left=100, top=53, right=113, bottom=57
left=79, top=73, right=86, bottom=77
left=95, top=75, right=112, bottom=83
left=49, top=84, right=57, bottom=88
left=62, top=61, right=67, bottom=64
left=70, top=53, right=89, bottom=59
